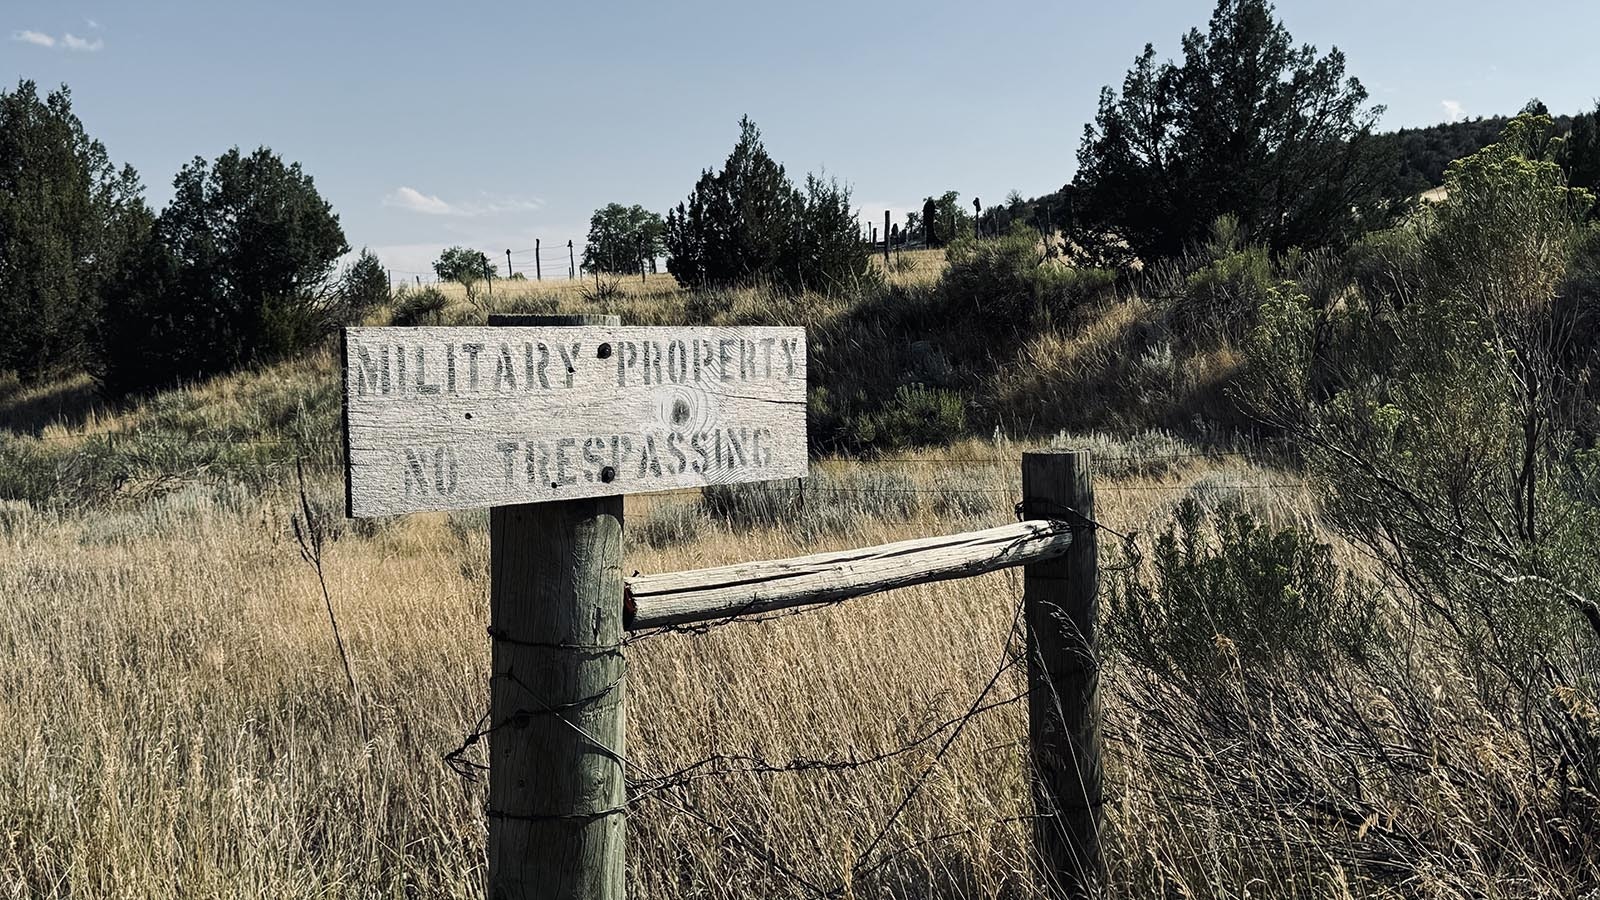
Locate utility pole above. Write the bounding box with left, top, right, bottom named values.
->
left=535, top=239, right=542, bottom=281
left=506, top=250, right=513, bottom=279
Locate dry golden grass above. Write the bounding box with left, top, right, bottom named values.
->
left=0, top=419, right=1316, bottom=898
left=6, top=248, right=1588, bottom=897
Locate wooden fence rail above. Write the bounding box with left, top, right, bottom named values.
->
left=620, top=450, right=1102, bottom=899
left=625, top=518, right=1075, bottom=630
left=343, top=313, right=1103, bottom=898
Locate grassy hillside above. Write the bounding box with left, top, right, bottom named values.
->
left=6, top=214, right=1599, bottom=897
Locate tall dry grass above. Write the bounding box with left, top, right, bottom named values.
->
left=0, top=427, right=1339, bottom=899
left=6, top=243, right=1594, bottom=897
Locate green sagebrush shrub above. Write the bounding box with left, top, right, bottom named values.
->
left=937, top=226, right=1115, bottom=331
left=843, top=384, right=968, bottom=454
left=1106, top=499, right=1381, bottom=682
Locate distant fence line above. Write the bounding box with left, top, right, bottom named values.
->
left=382, top=205, right=989, bottom=291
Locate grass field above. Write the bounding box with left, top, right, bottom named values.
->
left=0, top=417, right=1317, bottom=898
left=4, top=245, right=1591, bottom=899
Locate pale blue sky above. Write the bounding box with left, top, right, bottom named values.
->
left=6, top=1, right=1597, bottom=277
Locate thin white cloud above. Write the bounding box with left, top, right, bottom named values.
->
left=61, top=33, right=103, bottom=52
left=384, top=186, right=456, bottom=216
left=86, top=18, right=102, bottom=29
left=12, top=30, right=56, bottom=48
left=1441, top=99, right=1465, bottom=123
left=12, top=29, right=103, bottom=51
left=382, top=186, right=544, bottom=217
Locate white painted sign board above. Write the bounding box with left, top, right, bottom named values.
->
left=342, top=325, right=807, bottom=517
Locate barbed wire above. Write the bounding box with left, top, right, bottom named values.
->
left=441, top=544, right=1046, bottom=898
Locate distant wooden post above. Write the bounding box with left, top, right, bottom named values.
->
left=883, top=210, right=890, bottom=268
left=506, top=249, right=513, bottom=279
left=535, top=239, right=542, bottom=281
left=568, top=240, right=576, bottom=279
left=1021, top=450, right=1102, bottom=899
left=486, top=312, right=626, bottom=900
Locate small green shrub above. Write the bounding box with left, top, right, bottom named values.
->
left=700, top=468, right=925, bottom=537
left=930, top=483, right=998, bottom=519
left=1175, top=245, right=1275, bottom=343
left=390, top=286, right=450, bottom=326
left=938, top=227, right=1115, bottom=330
left=846, top=384, right=968, bottom=453
left=1340, top=226, right=1423, bottom=309
left=809, top=468, right=920, bottom=524
left=581, top=275, right=624, bottom=304
left=1106, top=499, right=1381, bottom=683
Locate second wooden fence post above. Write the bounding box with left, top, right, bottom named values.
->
left=486, top=313, right=626, bottom=900
left=1022, top=449, right=1103, bottom=898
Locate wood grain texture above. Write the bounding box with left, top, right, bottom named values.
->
left=487, top=313, right=625, bottom=900
left=1021, top=450, right=1102, bottom=899
left=341, top=324, right=806, bottom=516
left=626, top=520, right=1074, bottom=629
left=488, top=496, right=626, bottom=900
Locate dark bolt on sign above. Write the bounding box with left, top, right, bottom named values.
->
left=341, top=325, right=807, bottom=517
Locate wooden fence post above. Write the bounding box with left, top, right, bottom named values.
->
left=1021, top=450, right=1102, bottom=898
left=485, top=312, right=626, bottom=900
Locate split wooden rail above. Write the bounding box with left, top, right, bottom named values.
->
left=493, top=446, right=1104, bottom=900
left=435, top=315, right=1104, bottom=900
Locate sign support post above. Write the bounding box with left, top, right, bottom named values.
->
left=341, top=313, right=807, bottom=898
left=485, top=313, right=626, bottom=900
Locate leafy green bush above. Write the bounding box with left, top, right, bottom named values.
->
left=1339, top=226, right=1423, bottom=310
left=1106, top=499, right=1381, bottom=682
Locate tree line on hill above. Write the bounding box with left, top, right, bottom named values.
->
left=7, top=0, right=1599, bottom=397
left=0, top=81, right=386, bottom=395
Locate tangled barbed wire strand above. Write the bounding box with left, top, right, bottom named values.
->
left=441, top=501, right=1125, bottom=896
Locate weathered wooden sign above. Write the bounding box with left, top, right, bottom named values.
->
left=342, top=325, right=807, bottom=516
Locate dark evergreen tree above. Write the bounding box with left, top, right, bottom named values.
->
left=0, top=81, right=148, bottom=381
left=98, top=147, right=347, bottom=394
left=1072, top=0, right=1403, bottom=264
left=1565, top=102, right=1600, bottom=193
left=665, top=117, right=869, bottom=291
left=336, top=249, right=390, bottom=319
